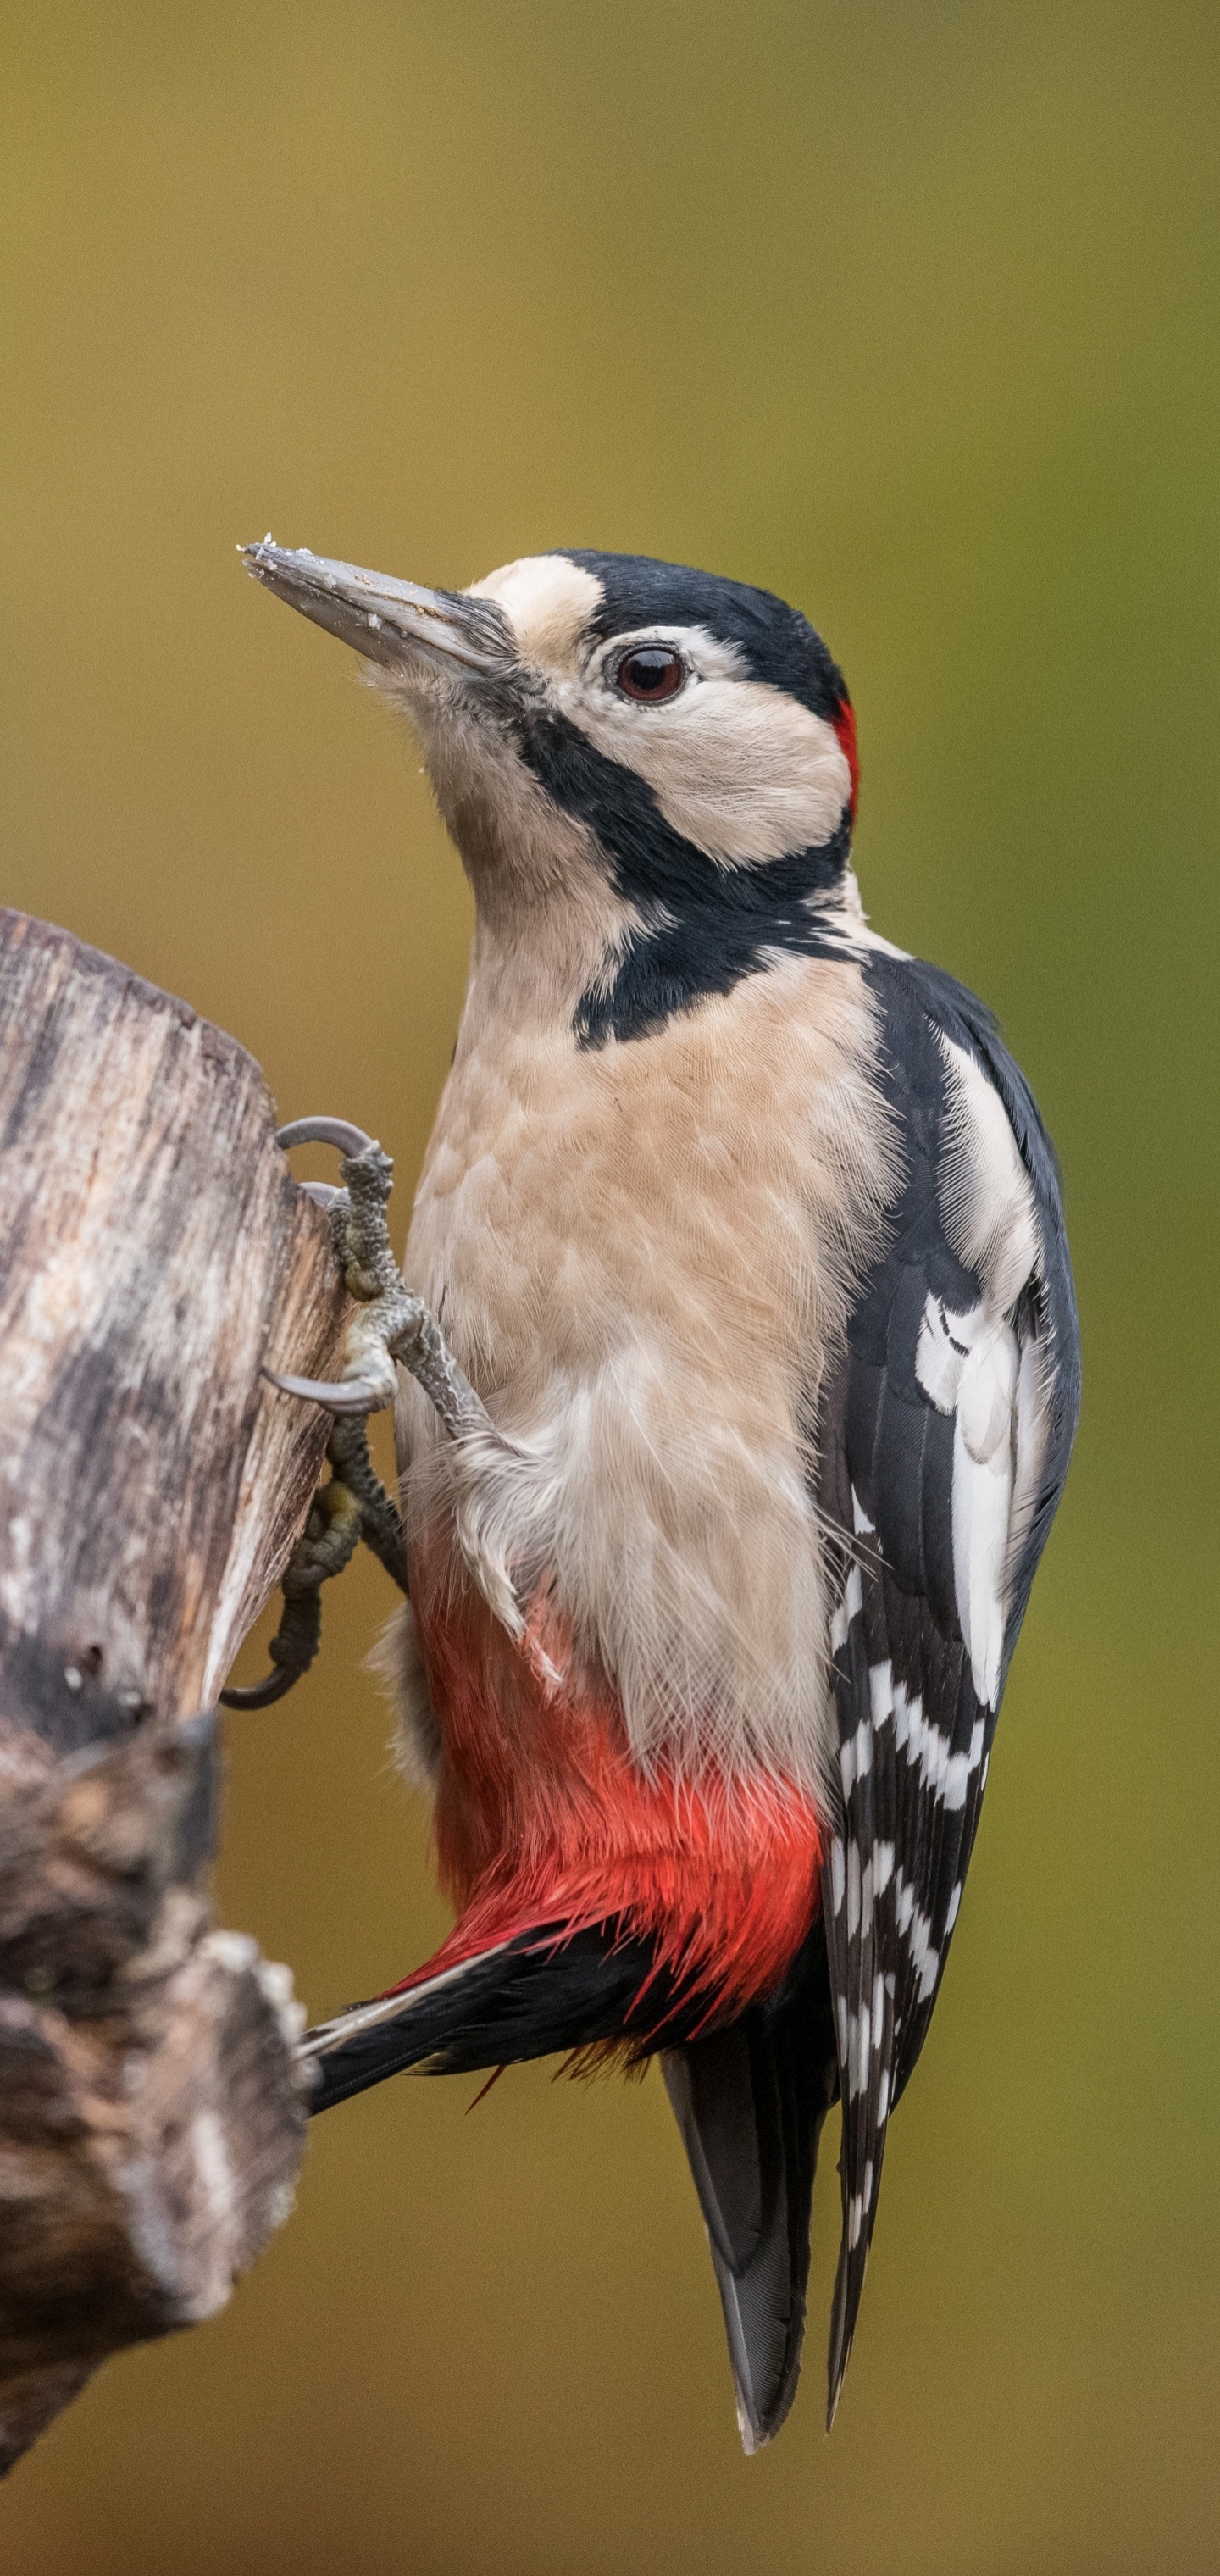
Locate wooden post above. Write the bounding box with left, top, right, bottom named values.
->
left=0, top=910, right=348, bottom=2472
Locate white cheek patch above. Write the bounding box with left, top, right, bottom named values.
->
left=468, top=554, right=602, bottom=674
left=554, top=630, right=851, bottom=865
left=460, top=576, right=851, bottom=864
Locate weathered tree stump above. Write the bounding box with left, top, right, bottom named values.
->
left=0, top=910, right=348, bottom=2472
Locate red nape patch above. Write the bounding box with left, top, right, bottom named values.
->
left=396, top=1532, right=828, bottom=2030
left=833, top=696, right=860, bottom=824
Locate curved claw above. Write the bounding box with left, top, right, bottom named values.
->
left=298, top=1180, right=344, bottom=1208
left=277, top=1116, right=377, bottom=1158
left=220, top=1664, right=302, bottom=1710
left=263, top=1366, right=385, bottom=1414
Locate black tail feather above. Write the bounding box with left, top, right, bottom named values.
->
left=662, top=1921, right=840, bottom=2450
left=304, top=1923, right=678, bottom=2115
left=306, top=1912, right=841, bottom=2448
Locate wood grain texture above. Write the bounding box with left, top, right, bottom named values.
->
left=0, top=910, right=350, bottom=2470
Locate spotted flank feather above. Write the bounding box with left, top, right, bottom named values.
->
left=816, top=954, right=1079, bottom=2423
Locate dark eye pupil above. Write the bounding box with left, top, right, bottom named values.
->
left=616, top=647, right=684, bottom=702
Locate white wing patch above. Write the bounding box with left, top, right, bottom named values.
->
left=909, top=1035, right=1052, bottom=1708
left=934, top=1034, right=1040, bottom=1305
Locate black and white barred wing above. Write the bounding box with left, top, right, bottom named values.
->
left=816, top=965, right=1079, bottom=2423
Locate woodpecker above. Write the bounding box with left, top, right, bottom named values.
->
left=241, top=537, right=1079, bottom=2447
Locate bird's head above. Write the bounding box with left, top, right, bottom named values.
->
left=243, top=539, right=860, bottom=1041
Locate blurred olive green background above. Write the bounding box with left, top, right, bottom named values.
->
left=2, top=3, right=1217, bottom=2569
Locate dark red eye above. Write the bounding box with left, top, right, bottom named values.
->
left=613, top=646, right=685, bottom=703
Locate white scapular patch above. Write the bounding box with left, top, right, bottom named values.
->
left=908, top=1034, right=1053, bottom=1708
left=1006, top=1324, right=1055, bottom=1599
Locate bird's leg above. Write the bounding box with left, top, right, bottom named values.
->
left=223, top=1119, right=512, bottom=1711
left=323, top=1411, right=409, bottom=1592
left=265, top=1118, right=492, bottom=1442
left=220, top=1427, right=372, bottom=1708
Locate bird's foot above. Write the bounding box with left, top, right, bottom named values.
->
left=266, top=1117, right=491, bottom=1441
left=223, top=1117, right=516, bottom=1709
left=221, top=1114, right=421, bottom=1710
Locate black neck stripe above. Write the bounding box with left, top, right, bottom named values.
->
left=514, top=702, right=851, bottom=1046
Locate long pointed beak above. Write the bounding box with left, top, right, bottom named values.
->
left=240, top=537, right=513, bottom=679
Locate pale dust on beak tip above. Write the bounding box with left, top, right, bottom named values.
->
left=239, top=536, right=513, bottom=676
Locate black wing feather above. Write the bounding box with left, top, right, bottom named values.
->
left=817, top=954, right=1079, bottom=2421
